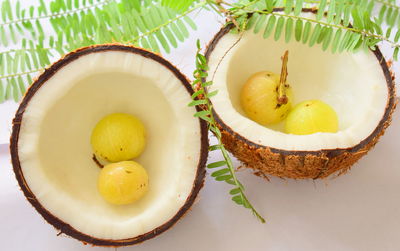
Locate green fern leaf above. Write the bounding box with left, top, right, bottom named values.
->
left=263, top=15, right=276, bottom=38
left=331, top=28, right=342, bottom=53
left=285, top=0, right=293, bottom=14
left=285, top=17, right=294, bottom=42
left=309, top=24, right=321, bottom=47
left=317, top=0, right=327, bottom=20
left=301, top=21, right=311, bottom=44
left=294, top=0, right=303, bottom=16
left=394, top=47, right=399, bottom=60
left=254, top=14, right=267, bottom=34
left=274, top=16, right=285, bottom=41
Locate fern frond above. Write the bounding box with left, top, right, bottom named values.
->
left=237, top=4, right=400, bottom=60
left=0, top=0, right=108, bottom=46
left=0, top=0, right=204, bottom=103
left=191, top=39, right=265, bottom=223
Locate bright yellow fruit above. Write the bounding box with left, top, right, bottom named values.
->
left=91, top=113, right=146, bottom=162
left=241, top=71, right=293, bottom=125
left=285, top=100, right=339, bottom=135
left=98, top=161, right=149, bottom=205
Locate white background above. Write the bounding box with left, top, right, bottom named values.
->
left=1, top=1, right=400, bottom=250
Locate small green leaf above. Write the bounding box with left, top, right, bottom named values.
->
left=302, top=21, right=311, bottom=44
left=338, top=30, right=352, bottom=53
left=191, top=89, right=204, bottom=99
left=230, top=187, right=241, bottom=195
left=140, top=37, right=151, bottom=50
left=209, top=144, right=221, bottom=151
left=285, top=18, right=293, bottom=43
left=232, top=195, right=243, bottom=205
left=188, top=99, right=207, bottom=107
left=0, top=26, right=8, bottom=46
left=274, top=16, right=285, bottom=41
left=246, top=13, right=259, bottom=30
left=378, top=5, right=387, bottom=24
left=394, top=47, right=399, bottom=61
left=29, top=6, right=35, bottom=18
left=206, top=90, right=218, bottom=98
left=343, top=5, right=351, bottom=26
left=285, top=0, right=293, bottom=14
left=211, top=168, right=230, bottom=177
left=183, top=16, right=197, bottom=30
left=265, top=0, right=275, bottom=12
left=317, top=0, right=327, bottom=20
left=322, top=27, right=333, bottom=51
left=254, top=14, right=267, bottom=34
left=386, top=7, right=393, bottom=25
left=177, top=19, right=189, bottom=38
left=207, top=161, right=227, bottom=169
left=163, top=27, right=178, bottom=48
left=386, top=27, right=392, bottom=39
left=11, top=78, right=19, bottom=102
left=194, top=110, right=211, bottom=118
left=334, top=0, right=345, bottom=25
left=17, top=76, right=25, bottom=96
left=294, top=19, right=303, bottom=41
left=209, top=125, right=221, bottom=138
left=294, top=0, right=303, bottom=16
left=308, top=24, right=321, bottom=47
left=394, top=29, right=400, bottom=43
left=351, top=8, right=364, bottom=30
left=225, top=179, right=236, bottom=185
left=326, top=0, right=336, bottom=23
left=216, top=175, right=233, bottom=181
left=331, top=29, right=342, bottom=53
left=263, top=15, right=276, bottom=39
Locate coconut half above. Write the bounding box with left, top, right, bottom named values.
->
left=10, top=45, right=208, bottom=246
left=205, top=10, right=396, bottom=179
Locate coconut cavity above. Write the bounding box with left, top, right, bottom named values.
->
left=205, top=11, right=395, bottom=179
left=12, top=46, right=208, bottom=244
left=207, top=19, right=389, bottom=151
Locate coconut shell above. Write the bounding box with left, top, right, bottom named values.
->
left=10, top=44, right=209, bottom=246
left=205, top=11, right=397, bottom=179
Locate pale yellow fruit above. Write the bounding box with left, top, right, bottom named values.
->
left=241, top=71, right=293, bottom=125
left=91, top=113, right=146, bottom=162
left=285, top=100, right=339, bottom=135
left=98, top=161, right=149, bottom=205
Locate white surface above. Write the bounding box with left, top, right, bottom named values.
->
left=1, top=2, right=400, bottom=251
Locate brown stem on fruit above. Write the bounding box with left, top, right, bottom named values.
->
left=278, top=50, right=289, bottom=105
left=92, top=154, right=104, bottom=168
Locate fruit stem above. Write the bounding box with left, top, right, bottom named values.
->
left=278, top=50, right=289, bottom=105
left=92, top=154, right=104, bottom=168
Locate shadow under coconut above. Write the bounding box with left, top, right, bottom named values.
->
left=230, top=107, right=400, bottom=250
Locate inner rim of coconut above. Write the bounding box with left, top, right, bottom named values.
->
left=17, top=49, right=203, bottom=240
left=207, top=14, right=389, bottom=151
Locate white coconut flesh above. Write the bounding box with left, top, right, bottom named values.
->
left=207, top=15, right=389, bottom=151
left=17, top=51, right=202, bottom=240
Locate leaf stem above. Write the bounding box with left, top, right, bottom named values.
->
left=0, top=69, right=39, bottom=80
